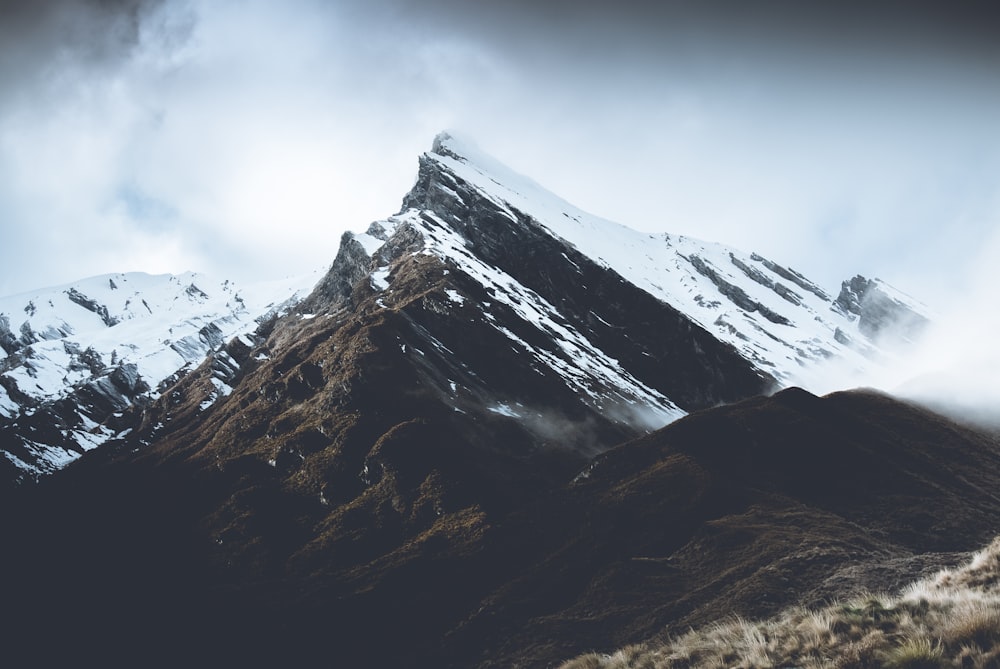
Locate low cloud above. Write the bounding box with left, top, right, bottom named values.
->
left=885, top=228, right=1000, bottom=426
left=798, top=218, right=1000, bottom=425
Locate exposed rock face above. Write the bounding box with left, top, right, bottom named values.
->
left=835, top=274, right=870, bottom=316
left=751, top=252, right=831, bottom=301
left=689, top=253, right=791, bottom=324
left=65, top=287, right=120, bottom=327
left=834, top=274, right=930, bottom=343
left=300, top=231, right=374, bottom=310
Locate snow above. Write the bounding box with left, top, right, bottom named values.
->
left=0, top=387, right=16, bottom=418
left=353, top=232, right=385, bottom=256
left=3, top=450, right=44, bottom=476
left=488, top=403, right=520, bottom=417
left=25, top=441, right=80, bottom=471
left=371, top=268, right=391, bottom=291
left=211, top=378, right=233, bottom=396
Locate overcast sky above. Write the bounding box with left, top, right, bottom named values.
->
left=2, top=0, right=999, bottom=317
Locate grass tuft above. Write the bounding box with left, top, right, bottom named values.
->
left=883, top=638, right=946, bottom=669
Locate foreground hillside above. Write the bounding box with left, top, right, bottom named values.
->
left=3, top=388, right=999, bottom=667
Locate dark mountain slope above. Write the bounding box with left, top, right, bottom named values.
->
left=447, top=387, right=1000, bottom=667
left=4, top=388, right=1000, bottom=668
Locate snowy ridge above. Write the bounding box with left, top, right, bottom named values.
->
left=424, top=132, right=925, bottom=387
left=0, top=270, right=317, bottom=480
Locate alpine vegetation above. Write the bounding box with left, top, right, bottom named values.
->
left=560, top=536, right=1000, bottom=669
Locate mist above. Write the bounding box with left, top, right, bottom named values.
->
left=796, top=223, right=1000, bottom=426
left=878, top=233, right=1000, bottom=427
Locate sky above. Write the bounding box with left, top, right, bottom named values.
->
left=1, top=1, right=1000, bottom=409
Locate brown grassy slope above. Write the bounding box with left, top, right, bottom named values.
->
left=560, top=535, right=1000, bottom=669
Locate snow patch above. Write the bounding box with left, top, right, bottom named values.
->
left=488, top=403, right=520, bottom=417
left=353, top=232, right=385, bottom=256
left=371, top=268, right=391, bottom=291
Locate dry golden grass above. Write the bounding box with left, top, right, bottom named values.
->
left=559, top=537, right=1000, bottom=669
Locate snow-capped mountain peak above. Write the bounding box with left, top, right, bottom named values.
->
left=392, top=132, right=928, bottom=389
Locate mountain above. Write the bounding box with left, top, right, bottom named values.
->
left=0, top=132, right=928, bottom=490
left=0, top=133, right=928, bottom=491
left=0, top=134, right=951, bottom=667
left=0, top=271, right=315, bottom=487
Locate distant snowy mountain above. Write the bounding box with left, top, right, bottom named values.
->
left=0, top=271, right=317, bottom=484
